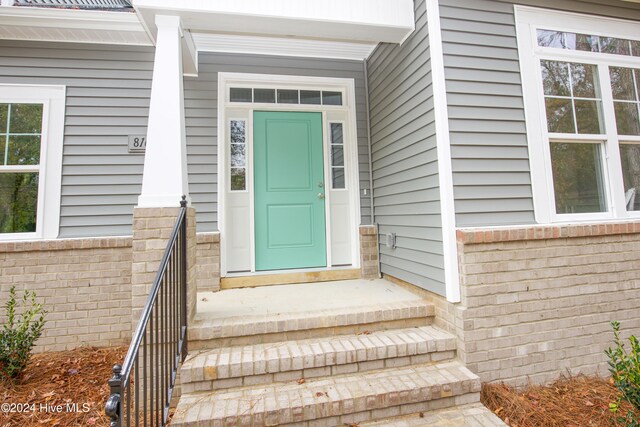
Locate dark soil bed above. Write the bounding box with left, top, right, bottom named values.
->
left=482, top=374, right=639, bottom=427
left=0, top=346, right=127, bottom=427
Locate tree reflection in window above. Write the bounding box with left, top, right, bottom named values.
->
left=230, top=120, right=246, bottom=191
left=0, top=103, right=42, bottom=233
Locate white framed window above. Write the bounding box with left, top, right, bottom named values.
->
left=516, top=6, right=640, bottom=223
left=0, top=85, right=65, bottom=240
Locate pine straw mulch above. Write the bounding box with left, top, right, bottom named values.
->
left=482, top=374, right=639, bottom=427
left=0, top=346, right=127, bottom=427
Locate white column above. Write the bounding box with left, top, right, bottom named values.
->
left=138, top=15, right=190, bottom=207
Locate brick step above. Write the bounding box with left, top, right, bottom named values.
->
left=359, top=403, right=506, bottom=426
left=171, top=360, right=481, bottom=427
left=188, top=300, right=434, bottom=350
left=181, top=326, right=457, bottom=393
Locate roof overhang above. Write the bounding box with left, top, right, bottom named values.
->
left=132, top=0, right=415, bottom=45
left=0, top=1, right=415, bottom=76
left=0, top=6, right=151, bottom=46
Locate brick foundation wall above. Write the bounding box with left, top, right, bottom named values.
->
left=455, top=222, right=640, bottom=387
left=0, top=223, right=215, bottom=353
left=0, top=237, right=133, bottom=352
left=196, top=233, right=220, bottom=292
left=360, top=225, right=380, bottom=279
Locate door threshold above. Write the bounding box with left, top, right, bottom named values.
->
left=221, top=267, right=360, bottom=289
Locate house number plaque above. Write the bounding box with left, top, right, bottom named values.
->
left=128, top=135, right=147, bottom=153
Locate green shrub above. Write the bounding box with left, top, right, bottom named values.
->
left=0, top=286, right=47, bottom=380
left=606, top=320, right=640, bottom=426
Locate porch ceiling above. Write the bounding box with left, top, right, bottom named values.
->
left=132, top=0, right=415, bottom=45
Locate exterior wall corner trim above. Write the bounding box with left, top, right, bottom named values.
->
left=426, top=0, right=460, bottom=303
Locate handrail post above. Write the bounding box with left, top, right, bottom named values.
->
left=105, top=364, right=122, bottom=427
left=180, top=195, right=188, bottom=361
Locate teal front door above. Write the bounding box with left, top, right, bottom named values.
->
left=254, top=111, right=327, bottom=271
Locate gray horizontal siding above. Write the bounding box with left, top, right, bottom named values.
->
left=0, top=42, right=368, bottom=237
left=189, top=52, right=372, bottom=228
left=0, top=41, right=214, bottom=236
left=367, top=0, right=446, bottom=296
left=0, top=40, right=153, bottom=238
left=440, top=0, right=640, bottom=227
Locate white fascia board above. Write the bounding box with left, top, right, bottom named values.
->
left=193, top=33, right=377, bottom=61
left=133, top=0, right=414, bottom=44
left=0, top=7, right=152, bottom=45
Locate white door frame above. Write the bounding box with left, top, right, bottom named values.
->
left=217, top=72, right=361, bottom=276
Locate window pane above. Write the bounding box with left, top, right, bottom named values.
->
left=231, top=168, right=246, bottom=191
left=230, top=88, right=252, bottom=103
left=0, top=104, right=7, bottom=134
left=537, top=29, right=566, bottom=48
left=230, top=120, right=245, bottom=144
left=0, top=172, right=38, bottom=233
left=599, top=37, right=631, bottom=56
left=541, top=60, right=570, bottom=96
left=610, top=67, right=637, bottom=101
left=254, top=89, right=275, bottom=103
left=330, top=123, right=343, bottom=145
left=537, top=30, right=598, bottom=52
left=551, top=143, right=606, bottom=214
left=614, top=102, right=640, bottom=135
left=277, top=89, right=298, bottom=104
left=331, top=146, right=344, bottom=167
left=300, top=90, right=321, bottom=105
left=620, top=144, right=640, bottom=211
left=9, top=104, right=42, bottom=134
left=575, top=34, right=599, bottom=52
left=7, top=135, right=41, bottom=165
left=322, top=91, right=343, bottom=106
left=571, top=63, right=598, bottom=98
left=332, top=167, right=345, bottom=189
left=545, top=98, right=575, bottom=133
left=575, top=100, right=603, bottom=134
left=230, top=143, right=245, bottom=167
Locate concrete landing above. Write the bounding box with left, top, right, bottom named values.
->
left=196, top=279, right=423, bottom=318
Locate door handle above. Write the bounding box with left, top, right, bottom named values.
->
left=317, top=193, right=325, bottom=200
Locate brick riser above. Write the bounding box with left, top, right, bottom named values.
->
left=189, top=300, right=434, bottom=349
left=172, top=361, right=481, bottom=427
left=181, top=326, right=457, bottom=394
left=190, top=317, right=432, bottom=350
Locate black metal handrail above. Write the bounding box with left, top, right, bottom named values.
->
left=106, top=196, right=188, bottom=427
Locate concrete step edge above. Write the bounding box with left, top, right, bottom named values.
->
left=188, top=300, right=434, bottom=342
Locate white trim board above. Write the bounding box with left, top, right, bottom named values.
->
left=425, top=0, right=461, bottom=303
left=218, top=72, right=362, bottom=277
left=0, top=84, right=65, bottom=241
